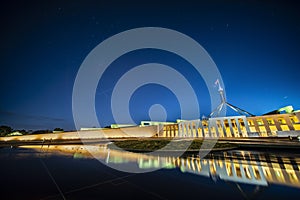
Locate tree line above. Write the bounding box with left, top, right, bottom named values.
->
left=0, top=125, right=64, bottom=137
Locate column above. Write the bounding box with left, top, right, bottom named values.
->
left=242, top=117, right=251, bottom=134
left=183, top=123, right=187, bottom=137
left=284, top=115, right=295, bottom=131
left=172, top=125, right=175, bottom=137
left=189, top=122, right=194, bottom=137
left=202, top=121, right=207, bottom=137
left=185, top=123, right=189, bottom=137
left=252, top=119, right=261, bottom=133
left=159, top=125, right=163, bottom=137
left=167, top=126, right=169, bottom=137
left=231, top=160, right=237, bottom=177
left=182, top=123, right=186, bottom=137
left=273, top=118, right=282, bottom=131
left=207, top=121, right=212, bottom=137
left=194, top=121, right=198, bottom=137
left=178, top=124, right=181, bottom=137
left=191, top=122, right=194, bottom=137
left=228, top=119, right=235, bottom=137
left=163, top=126, right=166, bottom=137
left=247, top=161, right=255, bottom=180
left=212, top=120, right=219, bottom=137
left=296, top=112, right=300, bottom=122
left=220, top=119, right=227, bottom=137
left=189, top=122, right=193, bottom=137
left=262, top=118, right=271, bottom=135
left=195, top=120, right=199, bottom=137
left=198, top=120, right=204, bottom=137
left=235, top=118, right=242, bottom=137
left=239, top=161, right=246, bottom=179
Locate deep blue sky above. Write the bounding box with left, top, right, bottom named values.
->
left=1, top=0, right=300, bottom=130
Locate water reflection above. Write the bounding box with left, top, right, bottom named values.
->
left=20, top=144, right=300, bottom=189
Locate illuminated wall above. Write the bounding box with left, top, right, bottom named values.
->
left=156, top=111, right=300, bottom=138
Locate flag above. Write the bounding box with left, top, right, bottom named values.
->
left=214, top=79, right=219, bottom=85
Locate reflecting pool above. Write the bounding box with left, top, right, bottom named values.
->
left=1, top=144, right=300, bottom=199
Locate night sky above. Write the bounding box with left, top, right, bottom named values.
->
left=1, top=0, right=300, bottom=130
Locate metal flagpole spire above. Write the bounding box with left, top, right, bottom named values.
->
left=209, top=79, right=255, bottom=118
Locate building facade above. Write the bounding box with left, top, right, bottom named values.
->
left=152, top=111, right=300, bottom=138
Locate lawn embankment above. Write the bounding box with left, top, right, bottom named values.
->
left=109, top=139, right=237, bottom=152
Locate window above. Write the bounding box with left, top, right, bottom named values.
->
left=290, top=116, right=299, bottom=124
left=256, top=119, right=263, bottom=126
left=244, top=167, right=252, bottom=179
left=247, top=120, right=254, bottom=126
left=267, top=118, right=275, bottom=125
left=278, top=118, right=286, bottom=125
left=253, top=167, right=261, bottom=180
left=235, top=165, right=242, bottom=178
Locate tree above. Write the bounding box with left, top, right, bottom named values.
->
left=32, top=130, right=50, bottom=135
left=53, top=128, right=64, bottom=131
left=17, top=129, right=28, bottom=135
left=0, top=125, right=12, bottom=137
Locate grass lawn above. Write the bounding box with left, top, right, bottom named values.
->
left=109, top=139, right=237, bottom=152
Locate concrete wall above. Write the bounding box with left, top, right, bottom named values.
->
left=0, top=126, right=158, bottom=141
left=276, top=130, right=300, bottom=137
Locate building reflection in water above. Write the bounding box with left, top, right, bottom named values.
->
left=20, top=145, right=300, bottom=189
